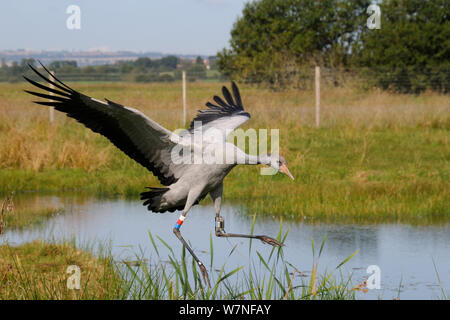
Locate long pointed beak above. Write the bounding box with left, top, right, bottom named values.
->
left=280, top=164, right=295, bottom=180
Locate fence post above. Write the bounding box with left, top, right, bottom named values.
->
left=315, top=66, right=320, bottom=127
left=182, top=70, right=187, bottom=125
left=49, top=71, right=55, bottom=124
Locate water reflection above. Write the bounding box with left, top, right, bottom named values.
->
left=1, top=194, right=448, bottom=300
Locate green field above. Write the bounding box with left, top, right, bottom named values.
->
left=0, top=82, right=449, bottom=223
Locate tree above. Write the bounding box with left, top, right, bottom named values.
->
left=134, top=57, right=154, bottom=70
left=208, top=56, right=218, bottom=70
left=159, top=55, right=179, bottom=69
left=48, top=60, right=77, bottom=70
left=187, top=63, right=207, bottom=80
left=217, top=0, right=449, bottom=92
left=352, top=0, right=450, bottom=93
left=20, top=58, right=36, bottom=68
left=217, top=0, right=370, bottom=86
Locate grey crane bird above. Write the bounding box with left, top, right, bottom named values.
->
left=24, top=62, right=295, bottom=286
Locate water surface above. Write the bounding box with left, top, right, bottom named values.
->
left=1, top=195, right=448, bottom=299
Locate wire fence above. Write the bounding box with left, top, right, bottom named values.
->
left=1, top=66, right=449, bottom=94
left=0, top=69, right=222, bottom=83
left=221, top=67, right=450, bottom=93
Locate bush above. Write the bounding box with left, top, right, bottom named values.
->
left=158, top=74, right=175, bottom=82
left=134, top=73, right=158, bottom=83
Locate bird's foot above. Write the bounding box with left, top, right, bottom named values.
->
left=215, top=229, right=226, bottom=237
left=198, top=262, right=211, bottom=287
left=257, top=235, right=285, bottom=247
left=215, top=216, right=225, bottom=237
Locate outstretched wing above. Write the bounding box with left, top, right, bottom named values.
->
left=188, top=82, right=250, bottom=141
left=24, top=63, right=184, bottom=186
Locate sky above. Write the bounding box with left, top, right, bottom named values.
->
left=0, top=0, right=248, bottom=55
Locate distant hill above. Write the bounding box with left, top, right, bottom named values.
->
left=0, top=50, right=207, bottom=67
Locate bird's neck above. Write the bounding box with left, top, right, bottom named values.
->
left=257, top=154, right=272, bottom=165
left=233, top=146, right=270, bottom=165
left=243, top=154, right=271, bottom=166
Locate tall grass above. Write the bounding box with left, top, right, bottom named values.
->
left=0, top=228, right=359, bottom=300
left=0, top=82, right=448, bottom=222
left=117, top=226, right=359, bottom=300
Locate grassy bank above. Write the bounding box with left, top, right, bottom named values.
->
left=0, top=82, right=449, bottom=223
left=0, top=240, right=122, bottom=299
left=0, top=194, right=62, bottom=232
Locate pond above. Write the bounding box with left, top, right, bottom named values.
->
left=1, top=194, right=449, bottom=300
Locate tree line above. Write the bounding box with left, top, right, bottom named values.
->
left=217, top=0, right=449, bottom=93
left=0, top=55, right=219, bottom=83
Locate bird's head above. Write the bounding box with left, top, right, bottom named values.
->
left=266, top=153, right=294, bottom=180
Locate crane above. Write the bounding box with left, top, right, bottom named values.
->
left=24, top=63, right=294, bottom=286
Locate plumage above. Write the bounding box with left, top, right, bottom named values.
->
left=24, top=62, right=256, bottom=212
left=25, top=62, right=293, bottom=286
left=188, top=82, right=250, bottom=132
left=24, top=63, right=187, bottom=186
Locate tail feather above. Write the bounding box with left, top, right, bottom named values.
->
left=140, top=186, right=208, bottom=213
left=140, top=187, right=172, bottom=213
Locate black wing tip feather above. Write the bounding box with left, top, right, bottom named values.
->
left=24, top=63, right=179, bottom=187
left=24, top=62, right=76, bottom=99
left=208, top=81, right=243, bottom=110
left=188, top=81, right=248, bottom=131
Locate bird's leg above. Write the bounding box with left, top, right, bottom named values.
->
left=210, top=184, right=284, bottom=247
left=215, top=221, right=284, bottom=247
left=173, top=227, right=210, bottom=287
left=173, top=189, right=210, bottom=287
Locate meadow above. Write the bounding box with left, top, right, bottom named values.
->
left=0, top=81, right=448, bottom=223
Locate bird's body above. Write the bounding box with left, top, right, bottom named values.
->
left=143, top=140, right=261, bottom=213
left=144, top=161, right=234, bottom=213
left=24, top=62, right=294, bottom=286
